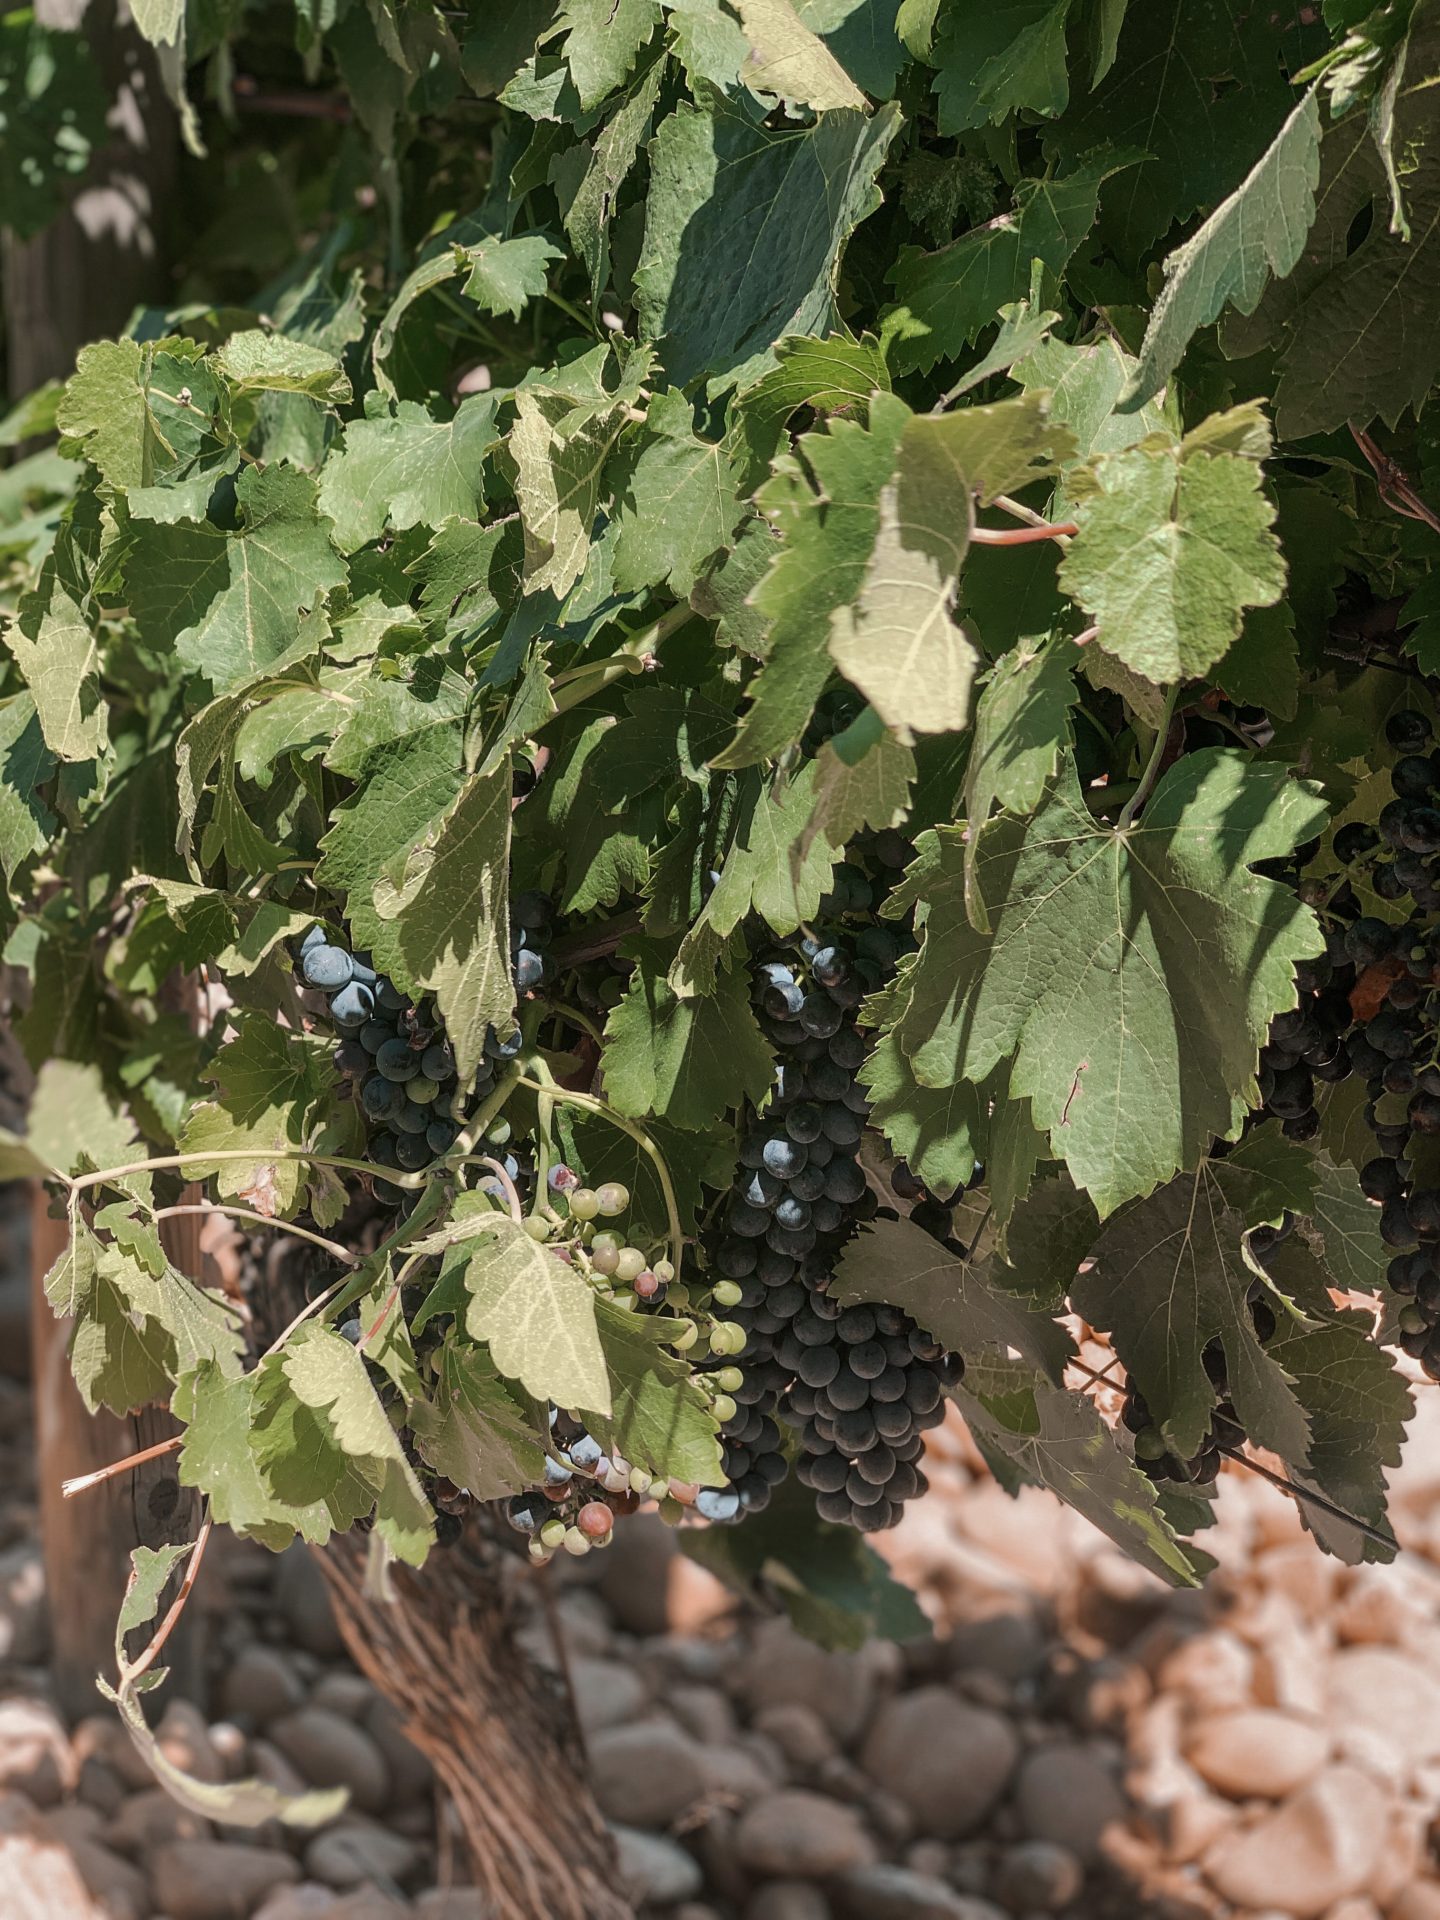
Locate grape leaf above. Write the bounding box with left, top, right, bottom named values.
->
left=583, top=1301, right=725, bottom=1484
left=177, top=1360, right=332, bottom=1549
left=714, top=392, right=911, bottom=767
left=612, top=388, right=744, bottom=595
left=453, top=1213, right=611, bottom=1415
left=1044, top=0, right=1324, bottom=260
left=795, top=0, right=906, bottom=95
left=962, top=637, right=1078, bottom=932
left=882, top=749, right=1329, bottom=1214
left=603, top=938, right=775, bottom=1130
left=1059, top=405, right=1287, bottom=685
left=1013, top=330, right=1170, bottom=466
left=177, top=1015, right=340, bottom=1219
left=7, top=577, right=107, bottom=762
left=1123, top=89, right=1322, bottom=413
left=559, top=0, right=661, bottom=105
left=317, top=393, right=502, bottom=553
left=832, top=1215, right=1074, bottom=1380
left=373, top=229, right=564, bottom=393
left=928, top=0, right=1075, bottom=131
left=409, top=1332, right=549, bottom=1500
left=735, top=330, right=892, bottom=487
left=1072, top=1163, right=1316, bottom=1463
left=55, top=337, right=224, bottom=490
left=553, top=47, right=665, bottom=298
left=277, top=1325, right=435, bottom=1564
left=887, top=155, right=1128, bottom=376
left=1301, top=1149, right=1389, bottom=1297
left=125, top=465, right=346, bottom=694
left=956, top=1354, right=1207, bottom=1586
left=0, top=692, right=56, bottom=881
left=734, top=0, right=868, bottom=108
left=364, top=760, right=514, bottom=1086
left=799, top=704, right=916, bottom=858
left=1229, top=34, right=1440, bottom=438
left=635, top=92, right=901, bottom=390
left=211, top=331, right=353, bottom=403
left=831, top=393, right=1064, bottom=738
left=859, top=1017, right=985, bottom=1200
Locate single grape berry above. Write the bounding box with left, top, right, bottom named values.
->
left=595, top=1182, right=630, bottom=1217
left=303, top=942, right=354, bottom=991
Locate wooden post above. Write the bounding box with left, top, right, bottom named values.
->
left=31, top=1190, right=206, bottom=1717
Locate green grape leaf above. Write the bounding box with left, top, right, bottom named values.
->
left=409, top=1332, right=550, bottom=1501
left=672, top=764, right=846, bottom=990
left=887, top=155, right=1129, bottom=376
left=1059, top=405, right=1287, bottom=686
left=57, top=338, right=227, bottom=491
left=277, top=1325, right=435, bottom=1564
left=6, top=578, right=106, bottom=763
left=929, top=0, right=1076, bottom=131
left=583, top=1302, right=725, bottom=1485
left=125, top=465, right=346, bottom=694
left=681, top=1473, right=929, bottom=1650
left=1229, top=27, right=1440, bottom=439
left=830, top=394, right=1063, bottom=739
left=453, top=1213, right=611, bottom=1415
left=1123, top=89, right=1322, bottom=413
left=832, top=1215, right=1074, bottom=1380
left=882, top=749, right=1329, bottom=1215
left=509, top=349, right=652, bottom=597
left=364, top=761, right=514, bottom=1087
left=1045, top=0, right=1324, bottom=260
left=65, top=1246, right=176, bottom=1415
left=962, top=637, right=1078, bottom=932
left=612, top=388, right=744, bottom=596
left=859, top=1021, right=985, bottom=1200
left=554, top=44, right=664, bottom=298
left=716, top=392, right=911, bottom=767
left=635, top=92, right=900, bottom=390
left=1012, top=330, right=1170, bottom=466
left=734, top=0, right=868, bottom=108
left=1259, top=1258, right=1411, bottom=1565
left=957, top=1354, right=1208, bottom=1586
left=800, top=705, right=916, bottom=859
left=24, top=1058, right=140, bottom=1183
left=560, top=0, right=661, bottom=106
left=177, top=1015, right=340, bottom=1220
left=735, top=330, right=892, bottom=487
left=1074, top=1164, right=1320, bottom=1464
left=317, top=393, right=502, bottom=553
left=603, top=938, right=775, bottom=1131
left=1301, top=1149, right=1390, bottom=1297
left=211, top=331, right=353, bottom=403
left=0, top=692, right=56, bottom=881
left=177, top=1360, right=331, bottom=1549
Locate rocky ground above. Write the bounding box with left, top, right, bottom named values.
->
left=5, top=1205, right=1440, bottom=1920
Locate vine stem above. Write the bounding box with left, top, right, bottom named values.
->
left=970, top=519, right=1079, bottom=546
left=1116, top=685, right=1181, bottom=830
left=546, top=604, right=691, bottom=722
left=516, top=1072, right=685, bottom=1286
left=66, top=1145, right=430, bottom=1198
left=153, top=1203, right=361, bottom=1267
left=63, top=1435, right=182, bottom=1500
left=119, top=1513, right=213, bottom=1684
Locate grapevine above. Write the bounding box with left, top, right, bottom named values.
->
left=0, top=0, right=1435, bottom=1836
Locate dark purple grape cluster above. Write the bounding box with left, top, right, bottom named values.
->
left=1256, top=943, right=1358, bottom=1143
left=703, top=852, right=960, bottom=1534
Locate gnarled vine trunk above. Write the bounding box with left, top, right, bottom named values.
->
left=318, top=1534, right=631, bottom=1920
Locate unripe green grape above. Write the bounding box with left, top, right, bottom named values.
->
left=712, top=1393, right=738, bottom=1423
left=669, top=1318, right=699, bottom=1352
left=716, top=1366, right=744, bottom=1394
left=711, top=1278, right=743, bottom=1308
left=1398, top=1303, right=1428, bottom=1336
left=407, top=1074, right=440, bottom=1105
left=614, top=1245, right=648, bottom=1283
left=710, top=1320, right=746, bottom=1357
left=649, top=1478, right=670, bottom=1503
left=527, top=1538, right=551, bottom=1564
left=595, top=1181, right=630, bottom=1217
left=486, top=1118, right=512, bottom=1147
left=590, top=1232, right=621, bottom=1275
left=628, top=1467, right=652, bottom=1496
left=1134, top=1427, right=1168, bottom=1461
left=540, top=1518, right=567, bottom=1549
left=658, top=1496, right=684, bottom=1526
left=569, top=1187, right=600, bottom=1221
left=562, top=1526, right=591, bottom=1556
left=667, top=1282, right=691, bottom=1311
left=652, top=1258, right=675, bottom=1283
left=522, top=1215, right=550, bottom=1242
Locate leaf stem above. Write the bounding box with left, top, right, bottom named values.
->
left=1116, top=686, right=1180, bottom=830
left=63, top=1435, right=183, bottom=1500
left=546, top=604, right=692, bottom=722
left=119, top=1513, right=213, bottom=1685
left=152, top=1203, right=361, bottom=1267
left=970, top=519, right=1079, bottom=546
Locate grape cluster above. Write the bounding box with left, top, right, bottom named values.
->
left=704, top=854, right=959, bottom=1533
left=1256, top=944, right=1358, bottom=1142
left=300, top=927, right=462, bottom=1201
